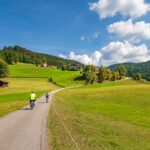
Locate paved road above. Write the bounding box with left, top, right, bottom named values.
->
left=0, top=88, right=63, bottom=150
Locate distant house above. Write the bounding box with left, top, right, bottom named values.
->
left=40, top=63, right=48, bottom=67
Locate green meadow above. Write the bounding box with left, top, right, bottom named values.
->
left=48, top=79, right=150, bottom=150
left=1, top=63, right=150, bottom=149
left=0, top=78, right=58, bottom=117
left=9, top=63, right=83, bottom=87
left=0, top=63, right=83, bottom=117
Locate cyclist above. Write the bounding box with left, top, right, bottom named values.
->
left=45, top=92, right=49, bottom=103
left=29, top=91, right=36, bottom=109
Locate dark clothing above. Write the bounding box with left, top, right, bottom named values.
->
left=46, top=93, right=49, bottom=103
left=46, top=93, right=49, bottom=98
left=30, top=100, right=35, bottom=107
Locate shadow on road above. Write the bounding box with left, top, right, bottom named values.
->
left=38, top=101, right=48, bottom=104
left=19, top=107, right=31, bottom=110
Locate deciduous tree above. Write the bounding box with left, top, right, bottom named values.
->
left=0, top=59, right=9, bottom=78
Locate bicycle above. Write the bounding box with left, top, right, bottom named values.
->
left=46, top=93, right=49, bottom=103
left=30, top=100, right=35, bottom=110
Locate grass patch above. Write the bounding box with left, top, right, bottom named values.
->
left=0, top=78, right=58, bottom=117
left=0, top=62, right=83, bottom=117
left=48, top=79, right=150, bottom=149
left=9, top=63, right=83, bottom=87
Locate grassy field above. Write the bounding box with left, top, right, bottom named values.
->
left=48, top=79, right=150, bottom=150
left=0, top=63, right=83, bottom=117
left=0, top=78, right=58, bottom=117
left=9, top=63, right=83, bottom=87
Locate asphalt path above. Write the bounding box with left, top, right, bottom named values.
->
left=0, top=88, right=63, bottom=150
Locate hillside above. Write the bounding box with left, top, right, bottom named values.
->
left=0, top=78, right=58, bottom=117
left=109, top=61, right=150, bottom=81
left=9, top=63, right=83, bottom=87
left=49, top=79, right=150, bottom=149
left=0, top=62, right=83, bottom=117
left=0, top=45, right=83, bottom=68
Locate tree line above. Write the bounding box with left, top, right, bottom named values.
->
left=109, top=62, right=147, bottom=81
left=0, top=45, right=143, bottom=83
left=0, top=45, right=83, bottom=69
left=82, top=64, right=142, bottom=84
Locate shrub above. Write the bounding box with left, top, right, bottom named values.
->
left=83, top=65, right=97, bottom=84
left=118, top=65, right=126, bottom=79
left=0, top=80, right=8, bottom=87
left=48, top=77, right=53, bottom=82
left=134, top=73, right=142, bottom=80
left=0, top=59, right=9, bottom=78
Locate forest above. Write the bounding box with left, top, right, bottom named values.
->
left=0, top=45, right=83, bottom=69
left=109, top=61, right=150, bottom=81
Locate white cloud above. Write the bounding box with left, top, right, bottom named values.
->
left=89, top=0, right=150, bottom=19
left=92, top=32, right=100, bottom=39
left=108, top=20, right=150, bottom=42
left=59, top=54, right=67, bottom=59
left=80, top=32, right=100, bottom=41
left=91, top=51, right=102, bottom=65
left=100, top=41, right=150, bottom=66
left=69, top=51, right=102, bottom=65
left=67, top=42, right=150, bottom=66
left=69, top=51, right=93, bottom=65
left=80, top=36, right=85, bottom=41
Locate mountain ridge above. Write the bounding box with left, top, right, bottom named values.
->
left=0, top=45, right=83, bottom=68
left=109, top=60, right=150, bottom=81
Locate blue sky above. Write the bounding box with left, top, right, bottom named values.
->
left=0, top=0, right=150, bottom=65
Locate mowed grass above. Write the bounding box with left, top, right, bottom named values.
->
left=9, top=63, right=83, bottom=87
left=48, top=79, right=150, bottom=150
left=0, top=78, right=58, bottom=117
left=0, top=62, right=83, bottom=117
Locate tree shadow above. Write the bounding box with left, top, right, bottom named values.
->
left=74, top=76, right=84, bottom=81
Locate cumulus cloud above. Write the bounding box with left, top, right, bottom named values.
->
left=80, top=32, right=100, bottom=41
left=89, top=0, right=150, bottom=19
left=67, top=42, right=150, bottom=66
left=59, top=54, right=67, bottom=59
left=100, top=41, right=150, bottom=66
left=108, top=20, right=150, bottom=42
left=69, top=51, right=93, bottom=65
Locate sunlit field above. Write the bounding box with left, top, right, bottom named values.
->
left=48, top=79, right=150, bottom=150
left=9, top=63, right=83, bottom=87
left=0, top=62, right=83, bottom=117
left=0, top=78, right=58, bottom=117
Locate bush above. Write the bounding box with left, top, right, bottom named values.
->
left=98, top=66, right=112, bottom=83
left=48, top=77, right=53, bottom=82
left=111, top=71, right=119, bottom=81
left=0, top=59, right=9, bottom=78
left=83, top=65, right=97, bottom=84
left=61, top=65, right=66, bottom=71
left=134, top=73, right=142, bottom=80
left=118, top=65, right=126, bottom=79
left=0, top=80, right=8, bottom=87
left=67, top=66, right=78, bottom=71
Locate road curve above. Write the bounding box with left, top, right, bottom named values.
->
left=0, top=88, right=63, bottom=150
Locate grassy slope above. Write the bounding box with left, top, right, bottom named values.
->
left=0, top=63, right=82, bottom=117
left=0, top=78, right=58, bottom=117
left=48, top=79, right=150, bottom=150
left=9, top=63, right=83, bottom=87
